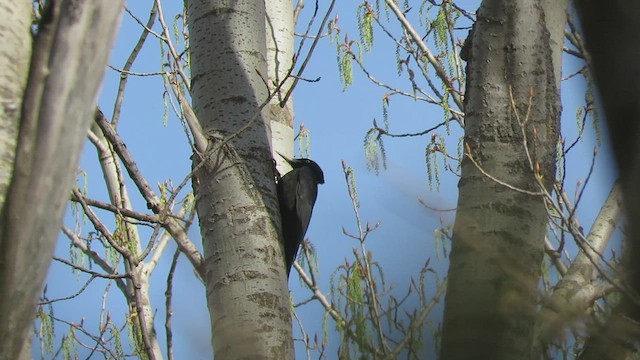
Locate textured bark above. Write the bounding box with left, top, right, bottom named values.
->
left=0, top=1, right=32, bottom=355
left=440, top=1, right=565, bottom=359
left=574, top=2, right=640, bottom=359
left=0, top=1, right=124, bottom=359
left=187, top=0, right=293, bottom=358
left=0, top=0, right=30, bottom=213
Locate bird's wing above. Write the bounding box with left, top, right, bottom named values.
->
left=278, top=167, right=320, bottom=275
left=295, top=168, right=319, bottom=238
left=278, top=171, right=304, bottom=273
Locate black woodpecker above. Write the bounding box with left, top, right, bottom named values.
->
left=277, top=153, right=324, bottom=277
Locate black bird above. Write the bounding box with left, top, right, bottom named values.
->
left=277, top=153, right=324, bottom=277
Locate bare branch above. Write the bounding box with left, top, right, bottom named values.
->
left=112, top=3, right=159, bottom=127
left=166, top=74, right=207, bottom=153
left=61, top=226, right=128, bottom=295
left=383, top=0, right=464, bottom=110
left=165, top=250, right=180, bottom=360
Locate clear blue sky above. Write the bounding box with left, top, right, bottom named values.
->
left=38, top=2, right=614, bottom=359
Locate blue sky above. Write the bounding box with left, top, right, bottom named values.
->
left=36, top=2, right=615, bottom=359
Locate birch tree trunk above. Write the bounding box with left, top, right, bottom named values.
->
left=440, top=1, right=566, bottom=358
left=0, top=1, right=124, bottom=358
left=187, top=0, right=293, bottom=358
left=0, top=2, right=31, bottom=356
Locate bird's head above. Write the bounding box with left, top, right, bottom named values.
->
left=278, top=152, right=325, bottom=184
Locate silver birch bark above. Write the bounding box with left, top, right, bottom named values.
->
left=187, top=0, right=293, bottom=358
left=0, top=1, right=124, bottom=358
left=440, top=1, right=566, bottom=358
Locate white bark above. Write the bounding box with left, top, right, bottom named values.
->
left=187, top=0, right=293, bottom=358
left=265, top=0, right=295, bottom=173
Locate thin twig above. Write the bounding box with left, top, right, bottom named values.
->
left=282, top=0, right=336, bottom=104
left=113, top=4, right=159, bottom=127
left=165, top=249, right=180, bottom=360
left=384, top=0, right=464, bottom=110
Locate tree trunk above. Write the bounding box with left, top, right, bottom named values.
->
left=0, top=1, right=124, bottom=359
left=265, top=0, right=295, bottom=168
left=187, top=0, right=293, bottom=358
left=0, top=0, right=30, bottom=211
left=440, top=1, right=565, bottom=358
